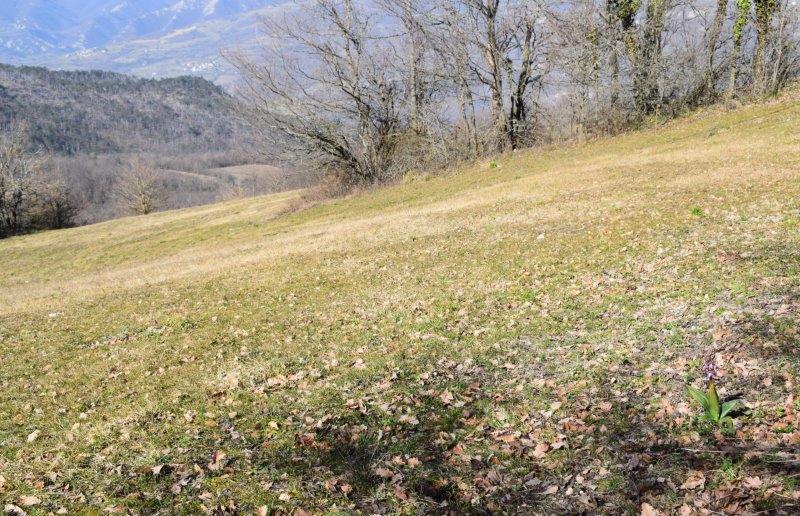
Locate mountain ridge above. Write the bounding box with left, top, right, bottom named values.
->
left=0, top=1, right=286, bottom=83
left=0, top=61, right=246, bottom=154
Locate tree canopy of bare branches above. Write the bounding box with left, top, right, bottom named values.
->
left=229, top=0, right=407, bottom=185
left=115, top=158, right=162, bottom=216
left=0, top=126, right=80, bottom=237
left=230, top=0, right=800, bottom=186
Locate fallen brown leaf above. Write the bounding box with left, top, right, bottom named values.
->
left=375, top=467, right=394, bottom=479
left=440, top=390, right=454, bottom=405
left=681, top=471, right=705, bottom=491
left=744, top=476, right=763, bottom=489
left=208, top=450, right=226, bottom=471
left=18, top=496, right=41, bottom=507
left=531, top=443, right=550, bottom=459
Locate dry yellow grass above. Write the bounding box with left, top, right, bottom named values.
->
left=1, top=93, right=799, bottom=513
left=2, top=99, right=797, bottom=315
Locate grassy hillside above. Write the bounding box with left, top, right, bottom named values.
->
left=1, top=93, right=800, bottom=514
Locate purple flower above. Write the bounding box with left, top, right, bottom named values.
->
left=702, top=358, right=718, bottom=382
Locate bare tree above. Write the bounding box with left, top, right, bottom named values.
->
left=627, top=0, right=678, bottom=116
left=765, top=0, right=800, bottom=93
left=702, top=0, right=730, bottom=100
left=728, top=0, right=752, bottom=99
left=0, top=128, right=46, bottom=237
left=115, top=158, right=162, bottom=215
left=548, top=1, right=609, bottom=136
left=37, top=167, right=81, bottom=229
left=426, top=3, right=482, bottom=154
left=446, top=0, right=549, bottom=150
left=228, top=0, right=405, bottom=185
left=605, top=0, right=643, bottom=116
left=377, top=0, right=435, bottom=135
left=753, top=0, right=780, bottom=94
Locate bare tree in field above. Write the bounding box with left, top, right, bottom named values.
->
left=753, top=0, right=780, bottom=94
left=605, top=0, right=683, bottom=116
left=377, top=0, right=435, bottom=135
left=765, top=0, right=800, bottom=94
left=447, top=0, right=549, bottom=150
left=728, top=0, right=752, bottom=99
left=0, top=128, right=45, bottom=236
left=548, top=2, right=608, bottom=135
left=228, top=0, right=405, bottom=184
left=116, top=158, right=161, bottom=215
left=602, top=0, right=640, bottom=118
left=633, top=0, right=675, bottom=115
left=426, top=3, right=482, bottom=154
left=38, top=167, right=81, bottom=229
left=702, top=0, right=730, bottom=99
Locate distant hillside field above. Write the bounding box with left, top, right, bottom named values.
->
left=1, top=94, right=799, bottom=513
left=0, top=63, right=246, bottom=154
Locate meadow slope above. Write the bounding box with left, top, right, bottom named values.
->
left=1, top=94, right=800, bottom=514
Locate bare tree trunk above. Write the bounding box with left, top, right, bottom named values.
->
left=607, top=7, right=622, bottom=124
left=458, top=77, right=479, bottom=155
left=634, top=0, right=670, bottom=116
left=754, top=0, right=779, bottom=95
left=462, top=0, right=547, bottom=151
left=727, top=0, right=752, bottom=100
left=409, top=7, right=427, bottom=134
left=480, top=0, right=508, bottom=148
left=704, top=0, right=729, bottom=98
left=767, top=1, right=795, bottom=94
left=508, top=24, right=536, bottom=149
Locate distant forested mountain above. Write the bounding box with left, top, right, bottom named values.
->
left=0, top=62, right=310, bottom=228
left=0, top=1, right=285, bottom=82
left=0, top=63, right=248, bottom=154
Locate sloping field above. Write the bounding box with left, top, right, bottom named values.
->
left=201, top=164, right=307, bottom=196
left=1, top=94, right=799, bottom=514
left=203, top=164, right=285, bottom=182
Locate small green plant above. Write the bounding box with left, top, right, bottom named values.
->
left=716, top=457, right=741, bottom=483
left=489, top=160, right=499, bottom=169
left=687, top=359, right=742, bottom=429
left=691, top=206, right=703, bottom=217
left=687, top=382, right=741, bottom=428
left=597, top=474, right=625, bottom=493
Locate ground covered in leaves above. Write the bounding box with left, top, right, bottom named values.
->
left=1, top=93, right=800, bottom=514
